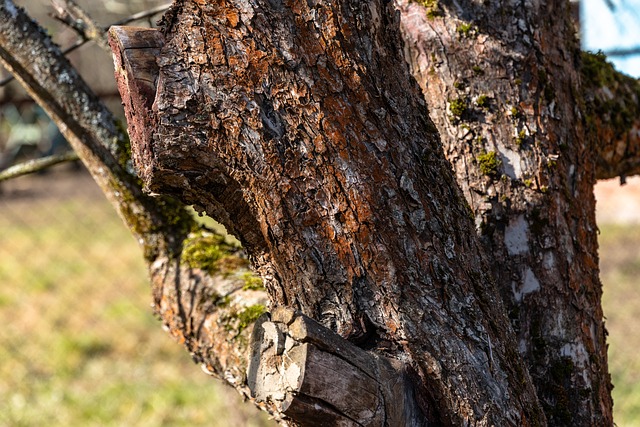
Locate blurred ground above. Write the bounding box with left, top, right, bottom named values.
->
left=595, top=176, right=640, bottom=224
left=595, top=176, right=640, bottom=426
left=0, top=166, right=273, bottom=427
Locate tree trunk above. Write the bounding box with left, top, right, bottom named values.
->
left=397, top=1, right=611, bottom=424
left=112, top=1, right=547, bottom=425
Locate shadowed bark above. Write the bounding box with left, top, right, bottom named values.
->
left=397, top=1, right=612, bottom=424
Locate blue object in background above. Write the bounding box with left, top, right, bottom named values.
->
left=582, top=0, right=640, bottom=77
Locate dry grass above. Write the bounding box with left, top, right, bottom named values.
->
left=0, top=168, right=272, bottom=427
left=599, top=224, right=640, bottom=426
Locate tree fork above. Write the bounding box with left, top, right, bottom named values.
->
left=110, top=1, right=545, bottom=424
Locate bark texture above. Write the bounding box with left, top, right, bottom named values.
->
left=397, top=1, right=611, bottom=424
left=248, top=307, right=423, bottom=426
left=111, top=1, right=546, bottom=425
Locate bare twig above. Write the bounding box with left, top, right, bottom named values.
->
left=111, top=3, right=172, bottom=26
left=604, top=46, right=640, bottom=57
left=51, top=0, right=110, bottom=51
left=0, top=150, right=79, bottom=182
left=0, top=2, right=171, bottom=87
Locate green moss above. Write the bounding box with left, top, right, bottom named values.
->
left=111, top=177, right=196, bottom=261
left=472, top=65, right=484, bottom=75
left=581, top=51, right=615, bottom=87
left=580, top=51, right=640, bottom=141
left=515, top=129, right=527, bottom=147
left=523, top=178, right=534, bottom=188
left=241, top=272, right=264, bottom=291
left=217, top=295, right=232, bottom=307
left=414, top=0, right=442, bottom=19
left=113, top=119, right=132, bottom=170
left=453, top=80, right=466, bottom=90
left=477, top=151, right=501, bottom=176
left=449, top=97, right=468, bottom=117
left=216, top=255, right=250, bottom=276
left=476, top=94, right=490, bottom=108
left=180, top=230, right=234, bottom=275
left=235, top=304, right=267, bottom=333
left=457, top=23, right=473, bottom=37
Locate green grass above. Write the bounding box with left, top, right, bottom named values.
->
left=0, top=171, right=272, bottom=427
left=599, top=224, right=640, bottom=426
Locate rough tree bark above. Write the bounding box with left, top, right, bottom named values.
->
left=397, top=2, right=612, bottom=424
left=0, top=0, right=274, bottom=418
left=5, top=0, right=640, bottom=425
left=110, top=1, right=546, bottom=422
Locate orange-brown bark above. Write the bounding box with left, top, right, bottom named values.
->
left=113, top=1, right=546, bottom=425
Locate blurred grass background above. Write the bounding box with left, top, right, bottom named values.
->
left=0, top=167, right=273, bottom=427
left=599, top=224, right=640, bottom=426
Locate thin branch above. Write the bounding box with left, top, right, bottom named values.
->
left=603, top=47, right=640, bottom=57
left=51, top=0, right=110, bottom=51
left=0, top=2, right=171, bottom=87
left=112, top=2, right=173, bottom=26
left=0, top=90, right=122, bottom=108
left=0, top=150, right=79, bottom=182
